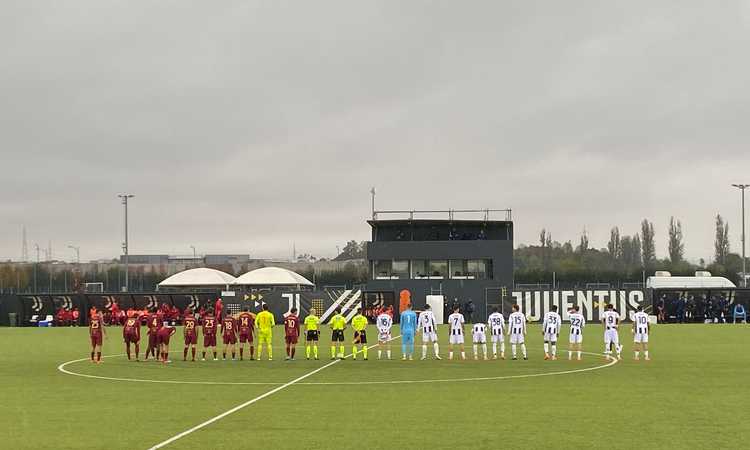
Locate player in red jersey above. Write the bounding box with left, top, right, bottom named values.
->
left=122, top=313, right=141, bottom=361
left=144, top=308, right=161, bottom=361
left=237, top=307, right=256, bottom=361
left=202, top=312, right=218, bottom=361
left=284, top=308, right=301, bottom=360
left=183, top=310, right=199, bottom=362
left=157, top=322, right=176, bottom=363
left=221, top=311, right=238, bottom=361
left=214, top=297, right=223, bottom=322
left=89, top=309, right=106, bottom=363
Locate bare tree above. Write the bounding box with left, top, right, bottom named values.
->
left=714, top=214, right=730, bottom=265
left=668, top=217, right=684, bottom=264
left=641, top=219, right=656, bottom=268
left=608, top=227, right=621, bottom=261
left=578, top=229, right=589, bottom=255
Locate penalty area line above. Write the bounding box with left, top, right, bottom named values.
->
left=146, top=335, right=402, bottom=449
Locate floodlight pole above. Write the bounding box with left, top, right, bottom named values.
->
left=118, top=194, right=134, bottom=292
left=732, top=184, right=748, bottom=287
left=34, top=243, right=39, bottom=292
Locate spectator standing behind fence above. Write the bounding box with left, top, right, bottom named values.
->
left=657, top=296, right=666, bottom=323
left=720, top=296, right=730, bottom=323
left=465, top=300, right=475, bottom=324
left=676, top=295, right=686, bottom=323
left=713, top=296, right=725, bottom=323
left=704, top=297, right=714, bottom=323
left=451, top=298, right=460, bottom=316
left=733, top=303, right=746, bottom=323
left=686, top=296, right=695, bottom=322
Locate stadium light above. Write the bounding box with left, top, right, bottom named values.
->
left=731, top=184, right=749, bottom=287
left=118, top=194, right=134, bottom=292
left=190, top=245, right=196, bottom=258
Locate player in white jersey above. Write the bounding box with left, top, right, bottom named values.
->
left=632, top=305, right=651, bottom=361
left=567, top=305, right=586, bottom=360
left=472, top=322, right=488, bottom=360
left=418, top=305, right=441, bottom=360
left=447, top=306, right=466, bottom=360
left=487, top=307, right=506, bottom=359
left=542, top=305, right=562, bottom=360
left=506, top=304, right=528, bottom=360
left=376, top=308, right=393, bottom=360
left=601, top=304, right=622, bottom=360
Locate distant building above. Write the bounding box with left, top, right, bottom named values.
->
left=120, top=255, right=169, bottom=265
left=120, top=254, right=249, bottom=265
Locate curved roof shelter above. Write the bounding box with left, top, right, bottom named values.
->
left=646, top=274, right=736, bottom=290
left=233, top=267, right=314, bottom=287
left=157, top=268, right=236, bottom=288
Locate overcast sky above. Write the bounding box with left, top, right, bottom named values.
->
left=2, top=1, right=750, bottom=262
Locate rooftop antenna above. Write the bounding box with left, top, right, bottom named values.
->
left=370, top=187, right=376, bottom=220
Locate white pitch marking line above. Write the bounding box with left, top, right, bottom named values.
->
left=57, top=346, right=618, bottom=388
left=146, top=359, right=341, bottom=450
left=144, top=335, right=402, bottom=449
left=57, top=355, right=283, bottom=386
left=300, top=351, right=619, bottom=385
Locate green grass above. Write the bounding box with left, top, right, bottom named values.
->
left=1, top=323, right=748, bottom=449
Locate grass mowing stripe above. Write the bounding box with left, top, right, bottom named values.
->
left=146, top=335, right=402, bottom=449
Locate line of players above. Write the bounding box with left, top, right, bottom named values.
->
left=87, top=301, right=652, bottom=364
left=374, top=302, right=651, bottom=362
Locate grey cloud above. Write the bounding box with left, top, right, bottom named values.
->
left=1, top=1, right=750, bottom=262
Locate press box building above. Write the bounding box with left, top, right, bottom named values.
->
left=364, top=209, right=514, bottom=321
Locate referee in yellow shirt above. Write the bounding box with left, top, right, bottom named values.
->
left=304, top=308, right=320, bottom=360
left=329, top=308, right=346, bottom=359
left=351, top=309, right=369, bottom=360
left=255, top=304, right=275, bottom=361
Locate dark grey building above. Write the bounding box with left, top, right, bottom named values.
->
left=364, top=211, right=513, bottom=322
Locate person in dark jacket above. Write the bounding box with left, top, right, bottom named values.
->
left=464, top=299, right=475, bottom=323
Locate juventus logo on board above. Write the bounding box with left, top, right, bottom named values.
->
left=30, top=296, right=43, bottom=312
left=282, top=293, right=301, bottom=317
left=187, top=295, right=198, bottom=310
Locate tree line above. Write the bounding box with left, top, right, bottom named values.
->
left=1, top=215, right=744, bottom=293
left=516, top=215, right=745, bottom=286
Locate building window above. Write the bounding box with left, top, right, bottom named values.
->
left=428, top=260, right=447, bottom=279
left=392, top=260, right=409, bottom=279
left=411, top=260, right=427, bottom=279
left=468, top=259, right=490, bottom=279
left=374, top=260, right=392, bottom=279
left=449, top=260, right=468, bottom=279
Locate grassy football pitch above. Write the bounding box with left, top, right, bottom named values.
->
left=1, top=323, right=747, bottom=449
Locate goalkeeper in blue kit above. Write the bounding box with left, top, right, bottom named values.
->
left=400, top=304, right=417, bottom=360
